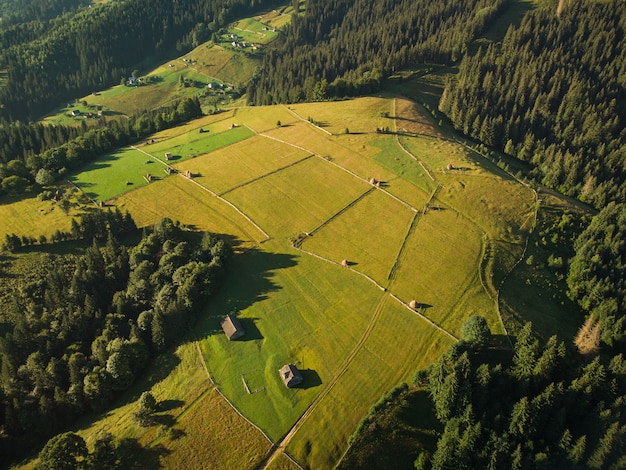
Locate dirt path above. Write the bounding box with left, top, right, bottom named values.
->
left=256, top=295, right=388, bottom=470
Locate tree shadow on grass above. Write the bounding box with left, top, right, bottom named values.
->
left=158, top=399, right=185, bottom=412
left=192, top=247, right=298, bottom=340
left=117, top=437, right=170, bottom=469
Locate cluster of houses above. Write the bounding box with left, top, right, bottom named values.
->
left=69, top=109, right=100, bottom=119
left=220, top=313, right=303, bottom=388
left=228, top=33, right=261, bottom=51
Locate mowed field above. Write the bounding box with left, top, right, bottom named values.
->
left=11, top=95, right=535, bottom=469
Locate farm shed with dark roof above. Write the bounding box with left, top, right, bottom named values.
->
left=279, top=364, right=303, bottom=388
left=221, top=314, right=245, bottom=340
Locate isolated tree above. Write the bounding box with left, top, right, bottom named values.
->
left=460, top=315, right=491, bottom=348
left=574, top=317, right=602, bottom=356
left=36, top=432, right=87, bottom=470
left=35, top=168, right=55, bottom=186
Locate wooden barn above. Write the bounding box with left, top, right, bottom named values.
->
left=221, top=314, right=245, bottom=341
left=279, top=364, right=303, bottom=388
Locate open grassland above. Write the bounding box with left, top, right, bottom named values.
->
left=286, top=296, right=454, bottom=468
left=390, top=207, right=500, bottom=336
left=393, top=97, right=446, bottom=138
left=290, top=97, right=394, bottom=135
left=224, top=156, right=369, bottom=238
left=111, top=175, right=267, bottom=246
left=0, top=195, right=74, bottom=241
left=69, top=147, right=160, bottom=202
left=198, top=238, right=389, bottom=440
left=302, top=189, right=417, bottom=286
left=9, top=94, right=539, bottom=469
left=174, top=135, right=312, bottom=195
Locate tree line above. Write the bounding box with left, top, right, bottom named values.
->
left=0, top=216, right=230, bottom=463
left=438, top=0, right=626, bottom=209
left=247, top=0, right=506, bottom=105
left=0, top=0, right=277, bottom=121
left=0, top=96, right=202, bottom=197
left=342, top=319, right=626, bottom=469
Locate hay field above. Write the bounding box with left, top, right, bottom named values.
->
left=224, top=156, right=369, bottom=237
left=286, top=296, right=454, bottom=468
left=301, top=189, right=417, bottom=285
left=143, top=125, right=255, bottom=162
left=112, top=175, right=267, bottom=246
left=12, top=94, right=536, bottom=469
left=390, top=208, right=499, bottom=335
left=198, top=238, right=389, bottom=440
left=290, top=97, right=394, bottom=135
left=174, top=135, right=312, bottom=195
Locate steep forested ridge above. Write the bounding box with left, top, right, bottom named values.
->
left=439, top=1, right=626, bottom=209
left=248, top=0, right=506, bottom=104
left=0, top=0, right=275, bottom=120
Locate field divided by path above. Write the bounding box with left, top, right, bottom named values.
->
left=37, top=96, right=536, bottom=469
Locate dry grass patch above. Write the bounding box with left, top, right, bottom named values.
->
left=233, top=105, right=300, bottom=133
left=290, top=97, right=393, bottom=134
left=224, top=157, right=368, bottom=238
left=394, top=97, right=446, bottom=138
left=174, top=135, right=311, bottom=195
left=287, top=296, right=454, bottom=469
left=111, top=175, right=267, bottom=245
left=302, top=189, right=416, bottom=286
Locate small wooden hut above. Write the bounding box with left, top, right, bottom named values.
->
left=165, top=152, right=172, bottom=161
left=221, top=314, right=245, bottom=340
left=279, top=364, right=303, bottom=388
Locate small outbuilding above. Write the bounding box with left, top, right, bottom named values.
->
left=279, top=364, right=303, bottom=388
left=221, top=314, right=245, bottom=340
left=409, top=300, right=418, bottom=309
left=165, top=152, right=172, bottom=161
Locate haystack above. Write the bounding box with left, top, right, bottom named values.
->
left=447, top=163, right=454, bottom=171
left=409, top=300, right=418, bottom=309
left=341, top=259, right=349, bottom=267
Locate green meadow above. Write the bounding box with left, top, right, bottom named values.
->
left=13, top=94, right=540, bottom=469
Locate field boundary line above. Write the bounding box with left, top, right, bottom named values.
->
left=389, top=294, right=458, bottom=341
left=259, top=132, right=420, bottom=213
left=183, top=174, right=271, bottom=241
left=291, top=245, right=386, bottom=292
left=306, top=187, right=375, bottom=236
left=133, top=143, right=271, bottom=242
left=387, top=210, right=420, bottom=281
left=194, top=342, right=277, bottom=450
left=395, top=134, right=436, bottom=182
left=386, top=182, right=441, bottom=281
left=257, top=295, right=389, bottom=470
left=219, top=154, right=314, bottom=196
left=282, top=105, right=333, bottom=136
left=65, top=179, right=100, bottom=207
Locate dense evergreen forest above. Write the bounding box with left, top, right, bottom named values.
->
left=342, top=322, right=626, bottom=469
left=0, top=0, right=276, bottom=121
left=439, top=1, right=626, bottom=209
left=248, top=0, right=506, bottom=104
left=0, top=0, right=89, bottom=27
left=0, top=216, right=230, bottom=461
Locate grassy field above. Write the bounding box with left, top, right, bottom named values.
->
left=302, top=189, right=417, bottom=285
left=174, top=135, right=312, bottom=195
left=0, top=194, right=75, bottom=242
left=9, top=94, right=540, bottom=469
